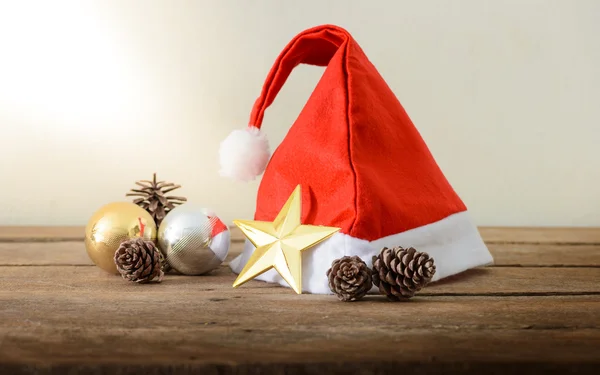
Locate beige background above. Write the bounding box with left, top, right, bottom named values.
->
left=0, top=0, right=598, bottom=227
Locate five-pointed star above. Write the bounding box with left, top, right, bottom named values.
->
left=232, top=185, right=340, bottom=294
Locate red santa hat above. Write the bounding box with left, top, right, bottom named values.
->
left=220, top=24, right=493, bottom=294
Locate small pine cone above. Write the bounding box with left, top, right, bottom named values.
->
left=372, top=246, right=436, bottom=301
left=126, top=173, right=187, bottom=226
left=114, top=238, right=164, bottom=283
left=326, top=256, right=372, bottom=302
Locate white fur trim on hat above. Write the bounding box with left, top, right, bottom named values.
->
left=219, top=126, right=270, bottom=182
left=230, top=211, right=494, bottom=294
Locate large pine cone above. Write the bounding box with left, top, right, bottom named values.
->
left=372, top=246, right=436, bottom=301
left=114, top=238, right=164, bottom=283
left=326, top=256, right=372, bottom=302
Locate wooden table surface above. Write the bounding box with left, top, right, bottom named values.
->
left=0, top=226, right=598, bottom=375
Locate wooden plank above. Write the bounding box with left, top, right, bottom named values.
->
left=0, top=295, right=598, bottom=374
left=479, top=226, right=600, bottom=244
left=1, top=225, right=598, bottom=375
left=0, top=265, right=598, bottom=296
left=0, top=242, right=244, bottom=266
left=487, top=243, right=600, bottom=267
left=1, top=284, right=598, bottom=330
left=1, top=329, right=597, bottom=375
left=426, top=267, right=599, bottom=295
left=1, top=227, right=599, bottom=374
left=0, top=242, right=93, bottom=266
left=3, top=241, right=600, bottom=267
left=0, top=226, right=83, bottom=242
left=3, top=226, right=600, bottom=244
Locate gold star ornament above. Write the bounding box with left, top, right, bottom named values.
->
left=232, top=185, right=340, bottom=294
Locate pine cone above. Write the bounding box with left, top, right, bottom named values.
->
left=326, top=256, right=372, bottom=302
left=114, top=238, right=164, bottom=283
left=372, top=246, right=436, bottom=301
left=126, top=173, right=187, bottom=226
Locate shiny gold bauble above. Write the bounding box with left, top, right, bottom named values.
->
left=84, top=202, right=157, bottom=274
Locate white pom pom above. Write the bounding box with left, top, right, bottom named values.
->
left=219, top=126, right=270, bottom=182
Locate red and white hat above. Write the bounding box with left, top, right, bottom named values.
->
left=220, top=25, right=493, bottom=294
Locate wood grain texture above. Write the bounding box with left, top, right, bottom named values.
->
left=486, top=243, right=600, bottom=266
left=3, top=226, right=600, bottom=244
left=1, top=266, right=599, bottom=373
left=1, top=328, right=597, bottom=375
left=1, top=226, right=599, bottom=374
left=0, top=226, right=83, bottom=242
left=3, top=241, right=600, bottom=267
left=1, top=264, right=598, bottom=296
left=1, top=267, right=599, bottom=329
left=1, top=278, right=599, bottom=374
left=0, top=242, right=93, bottom=266
left=478, top=226, right=600, bottom=244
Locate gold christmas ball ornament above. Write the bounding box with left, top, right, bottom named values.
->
left=85, top=202, right=157, bottom=274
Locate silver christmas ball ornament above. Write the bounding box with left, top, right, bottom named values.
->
left=157, top=205, right=230, bottom=275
